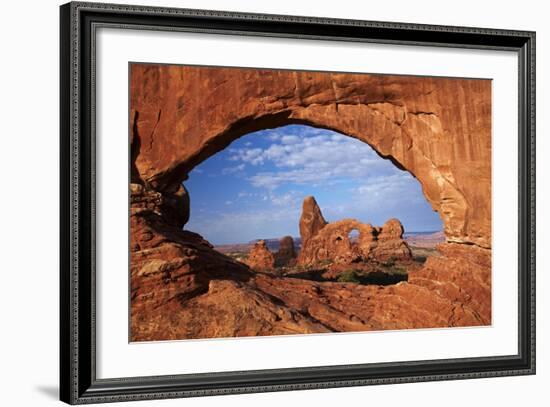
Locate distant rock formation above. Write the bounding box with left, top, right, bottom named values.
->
left=299, top=196, right=328, bottom=248
left=246, top=240, right=275, bottom=271
left=404, top=231, right=445, bottom=248
left=275, top=236, right=297, bottom=267
left=374, top=219, right=413, bottom=261
left=298, top=197, right=412, bottom=266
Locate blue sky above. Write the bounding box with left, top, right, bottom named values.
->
left=185, top=125, right=442, bottom=245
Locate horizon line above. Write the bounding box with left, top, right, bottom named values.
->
left=210, top=229, right=444, bottom=246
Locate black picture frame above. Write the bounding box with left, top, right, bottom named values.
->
left=60, top=1, right=536, bottom=404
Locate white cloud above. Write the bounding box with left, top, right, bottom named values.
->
left=228, top=147, right=264, bottom=165
left=267, top=133, right=281, bottom=141
left=280, top=134, right=301, bottom=144
left=318, top=172, right=426, bottom=223
left=355, top=173, right=414, bottom=196
left=228, top=128, right=399, bottom=190
left=221, top=163, right=245, bottom=175
left=269, top=191, right=301, bottom=207
left=236, top=191, right=270, bottom=201
left=187, top=206, right=302, bottom=244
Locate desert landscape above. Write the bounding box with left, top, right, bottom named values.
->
left=219, top=196, right=440, bottom=282
left=129, top=64, right=491, bottom=341
left=217, top=211, right=443, bottom=283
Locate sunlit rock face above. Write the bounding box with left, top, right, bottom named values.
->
left=375, top=219, right=414, bottom=261
left=299, top=196, right=328, bottom=249
left=130, top=64, right=491, bottom=248
left=245, top=240, right=275, bottom=271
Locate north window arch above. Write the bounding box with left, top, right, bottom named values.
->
left=130, top=64, right=491, bottom=248
left=129, top=63, right=492, bottom=342
left=184, top=124, right=442, bottom=246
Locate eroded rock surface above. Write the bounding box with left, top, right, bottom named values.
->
left=298, top=198, right=412, bottom=266
left=374, top=219, right=414, bottom=261
left=299, top=196, right=328, bottom=248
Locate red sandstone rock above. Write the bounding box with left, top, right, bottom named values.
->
left=275, top=236, right=297, bottom=267
left=128, top=64, right=492, bottom=341
left=130, top=206, right=255, bottom=341
left=409, top=243, right=491, bottom=324
left=297, top=198, right=411, bottom=266
left=245, top=240, right=275, bottom=271
left=371, top=218, right=413, bottom=261
left=299, top=196, right=328, bottom=248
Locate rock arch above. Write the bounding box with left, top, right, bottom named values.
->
left=130, top=64, right=493, bottom=340
left=297, top=196, right=412, bottom=266
left=130, top=64, right=491, bottom=248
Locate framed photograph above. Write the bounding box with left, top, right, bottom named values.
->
left=60, top=1, right=536, bottom=404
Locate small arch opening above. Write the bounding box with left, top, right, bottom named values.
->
left=348, top=229, right=360, bottom=243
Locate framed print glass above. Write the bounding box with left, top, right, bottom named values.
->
left=60, top=1, right=535, bottom=404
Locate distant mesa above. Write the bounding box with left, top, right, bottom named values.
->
left=404, top=230, right=445, bottom=248
left=297, top=196, right=412, bottom=266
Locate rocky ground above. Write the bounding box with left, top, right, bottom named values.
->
left=130, top=192, right=490, bottom=341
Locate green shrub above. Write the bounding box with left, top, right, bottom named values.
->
left=337, top=269, right=361, bottom=284
left=414, top=255, right=427, bottom=263
left=383, top=265, right=407, bottom=275
left=383, top=256, right=398, bottom=267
